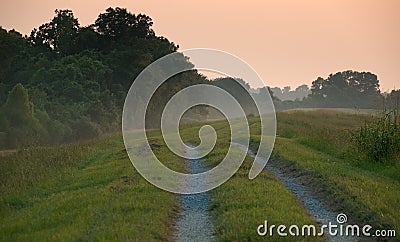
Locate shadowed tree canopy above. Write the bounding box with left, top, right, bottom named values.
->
left=29, top=9, right=80, bottom=55
left=94, top=7, right=155, bottom=39
left=0, top=7, right=205, bottom=148
left=0, top=8, right=393, bottom=149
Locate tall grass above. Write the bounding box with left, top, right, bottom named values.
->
left=0, top=134, right=182, bottom=241
left=274, top=110, right=369, bottom=157
left=351, top=110, right=400, bottom=163
left=269, top=109, right=400, bottom=233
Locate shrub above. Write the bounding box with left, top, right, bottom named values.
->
left=71, top=117, right=102, bottom=140
left=1, top=84, right=46, bottom=148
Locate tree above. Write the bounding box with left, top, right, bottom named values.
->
left=73, top=26, right=100, bottom=52
left=310, top=77, right=325, bottom=98
left=309, top=70, right=381, bottom=108
left=211, top=77, right=257, bottom=116
left=0, top=28, right=28, bottom=86
left=4, top=83, right=34, bottom=125
left=0, top=8, right=207, bottom=147
left=1, top=83, right=44, bottom=147
left=94, top=7, right=155, bottom=39
left=30, top=9, right=80, bottom=54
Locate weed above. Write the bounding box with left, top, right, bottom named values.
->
left=351, top=110, right=400, bottom=163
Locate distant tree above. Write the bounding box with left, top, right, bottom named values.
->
left=270, top=84, right=310, bottom=101
left=283, top=86, right=290, bottom=94
left=211, top=77, right=257, bottom=115
left=295, top=84, right=309, bottom=93
left=270, top=87, right=283, bottom=97
left=310, top=77, right=325, bottom=99
left=309, top=70, right=381, bottom=108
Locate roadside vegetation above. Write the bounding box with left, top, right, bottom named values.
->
left=351, top=109, right=400, bottom=163
left=0, top=132, right=183, bottom=241
left=1, top=109, right=399, bottom=240
left=263, top=110, right=399, bottom=233
left=176, top=109, right=400, bottom=240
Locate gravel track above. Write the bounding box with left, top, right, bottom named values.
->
left=174, top=147, right=213, bottom=242
left=234, top=143, right=358, bottom=242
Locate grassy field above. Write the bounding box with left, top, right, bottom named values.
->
left=0, top=133, right=184, bottom=241
left=1, top=109, right=398, bottom=241
left=205, top=145, right=325, bottom=241
left=180, top=110, right=399, bottom=240
left=180, top=120, right=326, bottom=241
left=252, top=110, right=400, bottom=233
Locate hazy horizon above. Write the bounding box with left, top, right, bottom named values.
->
left=1, top=0, right=399, bottom=91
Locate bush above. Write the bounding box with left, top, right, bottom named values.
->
left=0, top=84, right=47, bottom=149
left=35, top=110, right=72, bottom=144
left=351, top=110, right=400, bottom=162
left=71, top=117, right=102, bottom=140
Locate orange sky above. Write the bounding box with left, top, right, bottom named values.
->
left=1, top=0, right=399, bottom=91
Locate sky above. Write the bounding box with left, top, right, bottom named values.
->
left=1, top=0, right=399, bottom=91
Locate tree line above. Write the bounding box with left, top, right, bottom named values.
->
left=270, top=70, right=398, bottom=111
left=0, top=8, right=398, bottom=149
left=0, top=8, right=207, bottom=149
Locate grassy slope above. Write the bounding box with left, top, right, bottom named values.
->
left=0, top=133, right=182, bottom=241
left=1, top=110, right=398, bottom=241
left=207, top=150, right=326, bottom=241
left=260, top=110, right=400, bottom=233
left=180, top=121, right=326, bottom=241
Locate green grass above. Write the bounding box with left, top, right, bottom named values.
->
left=1, top=109, right=398, bottom=241
left=180, top=119, right=326, bottom=241
left=262, top=110, right=400, bottom=233
left=0, top=133, right=183, bottom=241
left=187, top=109, right=399, bottom=240
left=207, top=149, right=325, bottom=241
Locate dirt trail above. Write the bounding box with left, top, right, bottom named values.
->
left=174, top=147, right=214, bottom=242
left=234, top=143, right=359, bottom=242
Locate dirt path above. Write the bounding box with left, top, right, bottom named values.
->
left=174, top=147, right=214, bottom=242
left=264, top=161, right=356, bottom=242
left=234, top=143, right=359, bottom=242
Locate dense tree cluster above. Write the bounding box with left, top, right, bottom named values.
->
left=268, top=71, right=389, bottom=110
left=305, top=70, right=382, bottom=108
left=0, top=8, right=397, bottom=149
left=0, top=8, right=206, bottom=148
